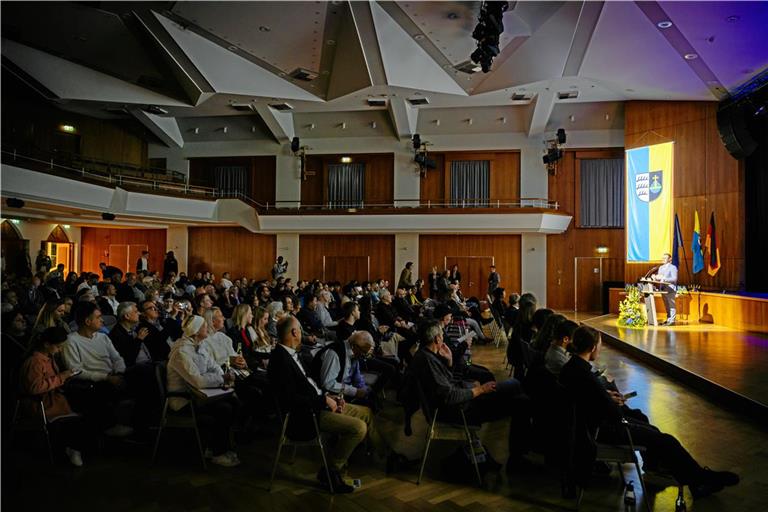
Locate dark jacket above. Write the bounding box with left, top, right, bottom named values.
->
left=267, top=344, right=327, bottom=441
left=375, top=302, right=399, bottom=328
left=393, top=296, right=414, bottom=322
left=102, top=265, right=123, bottom=280
left=109, top=323, right=144, bottom=367
left=334, top=320, right=356, bottom=343
left=162, top=257, right=178, bottom=280
left=296, top=307, right=323, bottom=335
left=138, top=319, right=173, bottom=361
left=226, top=325, right=265, bottom=368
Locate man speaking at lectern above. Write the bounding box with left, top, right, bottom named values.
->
left=652, top=253, right=678, bottom=325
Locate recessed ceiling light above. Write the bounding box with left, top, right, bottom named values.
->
left=326, top=40, right=336, bottom=46
left=684, top=53, right=698, bottom=60
left=657, top=21, right=673, bottom=29
left=726, top=15, right=740, bottom=23
left=569, top=115, right=575, bottom=122
left=414, top=34, right=425, bottom=41
left=228, top=45, right=238, bottom=51
left=259, top=25, right=271, bottom=32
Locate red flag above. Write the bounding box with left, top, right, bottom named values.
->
left=704, top=212, right=721, bottom=276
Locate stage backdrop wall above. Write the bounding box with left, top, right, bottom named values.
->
left=80, top=228, right=166, bottom=275
left=624, top=101, right=745, bottom=290
left=188, top=227, right=275, bottom=281
left=299, top=235, right=395, bottom=284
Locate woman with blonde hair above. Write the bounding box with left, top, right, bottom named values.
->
left=31, top=299, right=70, bottom=340
left=202, top=307, right=245, bottom=370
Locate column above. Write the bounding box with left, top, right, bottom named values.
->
left=394, top=233, right=419, bottom=287
left=166, top=226, right=188, bottom=274
left=521, top=233, right=547, bottom=307
left=276, top=233, right=300, bottom=282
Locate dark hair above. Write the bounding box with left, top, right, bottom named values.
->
left=568, top=326, right=599, bottom=354
left=75, top=301, right=99, bottom=327
left=532, top=308, right=554, bottom=330
left=554, top=320, right=579, bottom=341
left=341, top=301, right=358, bottom=319
left=30, top=326, right=69, bottom=353
left=492, top=287, right=505, bottom=300
left=434, top=303, right=452, bottom=320
left=531, top=313, right=566, bottom=351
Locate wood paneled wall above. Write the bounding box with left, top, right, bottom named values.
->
left=2, top=77, right=148, bottom=167
left=301, top=154, right=394, bottom=206
left=299, top=235, right=394, bottom=282
left=624, top=101, right=744, bottom=290
left=188, top=156, right=276, bottom=206
left=547, top=149, right=626, bottom=311
left=419, top=235, right=522, bottom=296
left=80, top=228, right=167, bottom=275
left=188, top=227, right=275, bottom=280
left=420, top=151, right=520, bottom=204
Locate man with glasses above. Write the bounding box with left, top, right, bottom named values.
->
left=312, top=331, right=375, bottom=403
left=137, top=299, right=176, bottom=360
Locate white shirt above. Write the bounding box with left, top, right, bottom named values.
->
left=138, top=257, right=149, bottom=271
left=202, top=331, right=237, bottom=366
left=104, top=296, right=119, bottom=315
left=316, top=302, right=337, bottom=328
left=63, top=331, right=126, bottom=381
left=220, top=278, right=233, bottom=290
left=167, top=337, right=224, bottom=410
left=277, top=344, right=322, bottom=396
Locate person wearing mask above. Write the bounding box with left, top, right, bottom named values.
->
left=560, top=327, right=738, bottom=498
left=19, top=326, right=87, bottom=467
left=167, top=315, right=239, bottom=467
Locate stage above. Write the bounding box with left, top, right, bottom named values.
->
left=582, top=314, right=768, bottom=421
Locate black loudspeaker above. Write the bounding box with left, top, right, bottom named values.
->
left=6, top=198, right=25, bottom=208
left=412, top=133, right=421, bottom=150
left=290, top=137, right=300, bottom=153
left=717, top=103, right=758, bottom=159
left=102, top=213, right=116, bottom=221
left=557, top=128, right=566, bottom=144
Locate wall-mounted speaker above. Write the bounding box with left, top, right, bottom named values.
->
left=102, top=213, right=116, bottom=221
left=290, top=136, right=300, bottom=153
left=6, top=198, right=25, bottom=208
left=717, top=102, right=758, bottom=160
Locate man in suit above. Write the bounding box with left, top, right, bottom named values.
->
left=268, top=316, right=373, bottom=493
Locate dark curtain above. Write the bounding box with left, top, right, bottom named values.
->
left=745, top=113, right=768, bottom=291
left=213, top=165, right=249, bottom=198
left=328, top=163, right=365, bottom=208
left=450, top=160, right=490, bottom=207
left=579, top=158, right=624, bottom=227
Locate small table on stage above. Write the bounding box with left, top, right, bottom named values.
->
left=639, top=279, right=668, bottom=326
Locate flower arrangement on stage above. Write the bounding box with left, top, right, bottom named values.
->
left=618, top=285, right=647, bottom=328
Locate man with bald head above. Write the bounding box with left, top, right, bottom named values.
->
left=313, top=330, right=375, bottom=401
left=268, top=316, right=372, bottom=492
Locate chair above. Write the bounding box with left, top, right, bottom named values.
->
left=10, top=394, right=55, bottom=465
left=268, top=397, right=334, bottom=493
left=150, top=361, right=207, bottom=469
left=415, top=382, right=483, bottom=486
left=566, top=400, right=654, bottom=512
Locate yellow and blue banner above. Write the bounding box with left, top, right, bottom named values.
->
left=625, top=142, right=674, bottom=262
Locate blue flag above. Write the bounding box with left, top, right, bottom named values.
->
left=692, top=211, right=704, bottom=274
left=671, top=213, right=683, bottom=267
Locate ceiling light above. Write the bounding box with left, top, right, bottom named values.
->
left=251, top=126, right=257, bottom=133
left=339, top=122, right=347, bottom=130
left=370, top=121, right=377, bottom=129
left=63, top=225, right=71, bottom=229
left=434, top=119, right=440, bottom=126
left=341, top=156, right=352, bottom=163
left=657, top=21, right=673, bottom=29
left=499, top=117, right=506, bottom=124
left=605, top=114, right=610, bottom=121
left=227, top=45, right=238, bottom=51
left=10, top=219, right=21, bottom=224
left=726, top=15, right=740, bottom=23
left=326, top=40, right=336, bottom=46
left=259, top=25, right=271, bottom=32
left=569, top=115, right=575, bottom=122
left=307, top=123, right=315, bottom=130
left=413, top=34, right=425, bottom=41
left=466, top=118, right=473, bottom=125
left=193, top=127, right=199, bottom=134
left=684, top=53, right=698, bottom=60
left=407, top=97, right=429, bottom=106
left=222, top=126, right=228, bottom=134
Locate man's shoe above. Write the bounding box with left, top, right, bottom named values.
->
left=65, top=447, right=83, bottom=467
left=210, top=453, right=240, bottom=467
left=104, top=424, right=134, bottom=437
left=317, top=467, right=354, bottom=493
left=701, top=467, right=739, bottom=487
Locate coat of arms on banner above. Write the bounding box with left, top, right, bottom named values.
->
left=635, top=170, right=663, bottom=203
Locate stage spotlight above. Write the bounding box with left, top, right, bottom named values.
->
left=557, top=128, right=567, bottom=144
left=290, top=136, right=300, bottom=153
left=102, top=213, right=116, bottom=221
left=414, top=152, right=436, bottom=170
left=6, top=198, right=25, bottom=208
left=412, top=133, right=421, bottom=150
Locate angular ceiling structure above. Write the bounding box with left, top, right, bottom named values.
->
left=1, top=1, right=766, bottom=146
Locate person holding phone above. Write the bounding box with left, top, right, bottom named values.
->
left=19, top=326, right=87, bottom=467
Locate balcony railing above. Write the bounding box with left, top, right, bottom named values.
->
left=2, top=148, right=560, bottom=214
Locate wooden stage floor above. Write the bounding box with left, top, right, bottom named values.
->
left=582, top=314, right=768, bottom=419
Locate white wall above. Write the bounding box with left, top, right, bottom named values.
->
left=275, top=233, right=299, bottom=282
left=521, top=233, right=548, bottom=307
left=394, top=233, right=419, bottom=287
left=166, top=226, right=188, bottom=275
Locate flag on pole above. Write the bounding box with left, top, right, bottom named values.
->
left=671, top=213, right=683, bottom=267
left=704, top=212, right=721, bottom=276
left=692, top=210, right=704, bottom=274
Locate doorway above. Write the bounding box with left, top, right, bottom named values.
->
left=108, top=244, right=149, bottom=275
left=574, top=257, right=604, bottom=313
left=444, top=256, right=495, bottom=300
left=1, top=221, right=30, bottom=277
left=45, top=225, right=74, bottom=276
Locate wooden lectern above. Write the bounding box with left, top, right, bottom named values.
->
left=639, top=279, right=667, bottom=326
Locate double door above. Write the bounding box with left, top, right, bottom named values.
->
left=109, top=244, right=148, bottom=274
left=444, top=256, right=494, bottom=300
